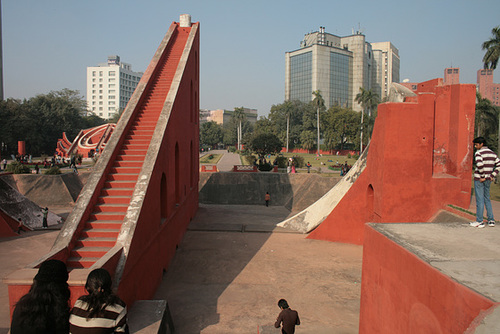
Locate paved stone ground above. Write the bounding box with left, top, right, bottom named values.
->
left=154, top=204, right=363, bottom=334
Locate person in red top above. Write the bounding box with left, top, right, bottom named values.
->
left=274, top=299, right=300, bottom=334
left=265, top=192, right=271, bottom=207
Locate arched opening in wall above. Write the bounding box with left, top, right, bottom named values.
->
left=160, top=173, right=167, bottom=221
left=190, top=141, right=194, bottom=189
left=195, top=51, right=198, bottom=80
left=367, top=184, right=374, bottom=222
left=190, top=80, right=194, bottom=123
left=175, top=142, right=180, bottom=205
left=194, top=91, right=198, bottom=124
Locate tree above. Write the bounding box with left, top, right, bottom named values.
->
left=200, top=121, right=223, bottom=148
left=312, top=90, right=325, bottom=155
left=323, top=106, right=361, bottom=150
left=300, top=130, right=316, bottom=151
left=355, top=88, right=380, bottom=152
left=253, top=116, right=275, bottom=136
left=233, top=107, right=246, bottom=150
left=268, top=100, right=305, bottom=150
left=247, top=133, right=282, bottom=157
left=48, top=89, right=88, bottom=115
left=0, top=90, right=95, bottom=156
left=482, top=26, right=500, bottom=70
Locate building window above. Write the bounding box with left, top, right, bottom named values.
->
left=109, top=96, right=115, bottom=99
left=109, top=90, right=115, bottom=93
left=330, top=52, right=351, bottom=107
left=99, top=71, right=103, bottom=76
left=92, top=71, right=96, bottom=76
left=109, top=78, right=115, bottom=82
left=109, top=71, right=116, bottom=76
left=109, top=84, right=115, bottom=88
left=289, top=51, right=312, bottom=103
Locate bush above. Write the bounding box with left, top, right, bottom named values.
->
left=44, top=166, right=61, bottom=175
left=258, top=163, right=273, bottom=171
left=347, top=153, right=352, bottom=159
left=228, top=146, right=236, bottom=153
left=6, top=161, right=31, bottom=174
left=274, top=156, right=288, bottom=168
left=292, top=156, right=305, bottom=168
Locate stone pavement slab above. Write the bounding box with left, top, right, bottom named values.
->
left=372, top=222, right=500, bottom=302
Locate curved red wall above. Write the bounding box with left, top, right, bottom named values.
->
left=308, top=80, right=476, bottom=245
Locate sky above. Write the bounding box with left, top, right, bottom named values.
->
left=2, top=0, right=500, bottom=117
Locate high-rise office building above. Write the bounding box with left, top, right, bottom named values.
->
left=477, top=69, right=500, bottom=107
left=86, top=55, right=143, bottom=120
left=285, top=27, right=399, bottom=112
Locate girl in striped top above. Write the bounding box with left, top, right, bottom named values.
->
left=69, top=268, right=129, bottom=334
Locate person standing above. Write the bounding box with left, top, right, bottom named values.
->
left=265, top=192, right=271, bottom=207
left=470, top=137, right=500, bottom=228
left=2, top=158, right=7, bottom=170
left=10, top=259, right=70, bottom=334
left=306, top=162, right=312, bottom=173
left=41, top=207, right=49, bottom=229
left=274, top=299, right=300, bottom=334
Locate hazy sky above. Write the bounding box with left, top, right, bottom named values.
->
left=2, top=0, right=499, bottom=117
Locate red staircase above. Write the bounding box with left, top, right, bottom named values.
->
left=68, top=28, right=190, bottom=269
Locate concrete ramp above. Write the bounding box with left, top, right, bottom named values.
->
left=0, top=177, right=63, bottom=231
left=277, top=146, right=368, bottom=233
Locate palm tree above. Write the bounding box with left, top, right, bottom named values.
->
left=312, top=90, right=325, bottom=155
left=284, top=103, right=292, bottom=153
left=355, top=88, right=380, bottom=152
left=233, top=107, right=246, bottom=150
left=482, top=26, right=500, bottom=70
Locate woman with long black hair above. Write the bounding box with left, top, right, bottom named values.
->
left=10, top=259, right=71, bottom=334
left=69, top=268, right=129, bottom=334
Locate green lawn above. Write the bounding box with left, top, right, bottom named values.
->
left=200, top=153, right=222, bottom=164
left=241, top=152, right=358, bottom=174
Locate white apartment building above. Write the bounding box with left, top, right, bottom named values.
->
left=285, top=27, right=399, bottom=112
left=86, top=55, right=143, bottom=120
left=199, top=108, right=258, bottom=125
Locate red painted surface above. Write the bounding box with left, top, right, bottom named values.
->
left=308, top=80, right=476, bottom=245
left=17, top=141, right=25, bottom=156
left=56, top=124, right=116, bottom=158
left=7, top=20, right=200, bottom=314
left=359, top=225, right=496, bottom=333
left=200, top=165, right=217, bottom=172
left=0, top=209, right=18, bottom=237
left=284, top=147, right=359, bottom=156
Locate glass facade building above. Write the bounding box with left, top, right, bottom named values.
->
left=285, top=29, right=399, bottom=112
left=289, top=52, right=312, bottom=102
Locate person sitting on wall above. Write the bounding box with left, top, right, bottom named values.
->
left=69, top=268, right=129, bottom=334
left=10, top=259, right=71, bottom=334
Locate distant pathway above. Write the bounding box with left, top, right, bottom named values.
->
left=209, top=150, right=241, bottom=172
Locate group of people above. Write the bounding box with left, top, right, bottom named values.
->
left=11, top=259, right=129, bottom=334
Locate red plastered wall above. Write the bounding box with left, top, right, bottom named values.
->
left=308, top=80, right=476, bottom=245
left=359, top=225, right=496, bottom=333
